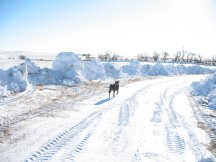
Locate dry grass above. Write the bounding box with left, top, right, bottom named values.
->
left=208, top=141, right=216, bottom=154
left=197, top=122, right=207, bottom=130
left=0, top=128, right=11, bottom=143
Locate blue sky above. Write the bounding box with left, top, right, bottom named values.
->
left=0, top=0, right=216, bottom=56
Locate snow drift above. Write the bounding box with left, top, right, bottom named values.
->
left=0, top=52, right=216, bottom=95
left=53, top=52, right=85, bottom=83
left=191, top=73, right=216, bottom=110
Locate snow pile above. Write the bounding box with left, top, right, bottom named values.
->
left=25, top=58, right=40, bottom=74
left=0, top=51, right=216, bottom=94
left=53, top=52, right=85, bottom=83
left=141, top=63, right=168, bottom=76
left=0, top=63, right=28, bottom=92
left=83, top=59, right=106, bottom=80
left=121, top=61, right=141, bottom=75
left=29, top=68, right=66, bottom=86
left=191, top=73, right=216, bottom=109
left=103, top=62, right=121, bottom=79
left=140, top=63, right=214, bottom=76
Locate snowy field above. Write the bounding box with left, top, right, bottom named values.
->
left=0, top=51, right=216, bottom=162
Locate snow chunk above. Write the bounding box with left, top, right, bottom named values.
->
left=52, top=52, right=85, bottom=83
left=25, top=58, right=40, bottom=74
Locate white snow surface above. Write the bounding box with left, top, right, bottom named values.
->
left=0, top=75, right=215, bottom=162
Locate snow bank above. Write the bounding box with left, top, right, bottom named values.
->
left=103, top=62, right=121, bottom=79
left=0, top=63, right=28, bottom=92
left=191, top=73, right=216, bottom=110
left=83, top=59, right=106, bottom=80
left=141, top=63, right=168, bottom=76
left=53, top=52, right=85, bottom=83
left=120, top=61, right=141, bottom=75
left=0, top=51, right=216, bottom=94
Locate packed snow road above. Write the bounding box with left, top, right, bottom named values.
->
left=0, top=75, right=215, bottom=162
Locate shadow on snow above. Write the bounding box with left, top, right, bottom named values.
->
left=94, top=98, right=112, bottom=105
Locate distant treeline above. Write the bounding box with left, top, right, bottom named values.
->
left=79, top=51, right=216, bottom=66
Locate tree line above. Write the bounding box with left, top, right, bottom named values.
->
left=80, top=51, right=216, bottom=66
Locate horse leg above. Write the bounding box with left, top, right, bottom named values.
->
left=113, top=90, right=115, bottom=97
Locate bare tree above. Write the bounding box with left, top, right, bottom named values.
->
left=173, top=51, right=181, bottom=62
left=111, top=54, right=120, bottom=61
left=98, top=54, right=105, bottom=61
left=197, top=55, right=203, bottom=63
left=137, top=53, right=150, bottom=62
left=212, top=55, right=216, bottom=65
left=97, top=51, right=112, bottom=61
left=162, top=51, right=169, bottom=62
left=153, top=52, right=160, bottom=62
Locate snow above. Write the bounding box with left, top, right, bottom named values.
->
left=14, top=75, right=213, bottom=162
left=0, top=51, right=215, bottom=162
left=191, top=73, right=216, bottom=109
left=1, top=51, right=215, bottom=96
left=53, top=52, right=85, bottom=83
left=83, top=59, right=106, bottom=80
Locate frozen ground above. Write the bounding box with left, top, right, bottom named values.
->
left=0, top=51, right=216, bottom=162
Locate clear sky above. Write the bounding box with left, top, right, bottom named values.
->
left=0, top=0, right=216, bottom=56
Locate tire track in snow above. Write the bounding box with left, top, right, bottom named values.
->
left=151, top=102, right=162, bottom=123
left=23, top=77, right=188, bottom=161
left=23, top=109, right=106, bottom=162
left=132, top=83, right=179, bottom=162
left=111, top=91, right=143, bottom=155
left=110, top=78, right=186, bottom=159
left=0, top=100, right=69, bottom=132
left=187, top=92, right=216, bottom=156
left=164, top=86, right=210, bottom=161
left=0, top=86, right=96, bottom=133
left=162, top=86, right=187, bottom=158
left=110, top=80, right=167, bottom=155
left=22, top=80, right=153, bottom=161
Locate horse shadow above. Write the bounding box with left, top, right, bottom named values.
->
left=94, top=98, right=112, bottom=105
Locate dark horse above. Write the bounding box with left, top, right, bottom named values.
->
left=109, top=81, right=119, bottom=98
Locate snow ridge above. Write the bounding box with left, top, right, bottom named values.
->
left=0, top=52, right=215, bottom=95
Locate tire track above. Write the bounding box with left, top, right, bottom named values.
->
left=160, top=86, right=186, bottom=158
left=22, top=77, right=190, bottom=161
left=0, top=85, right=97, bottom=133
left=110, top=80, right=168, bottom=155
left=164, top=86, right=210, bottom=161
left=110, top=78, right=189, bottom=159
left=187, top=92, right=216, bottom=156
left=23, top=110, right=105, bottom=162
